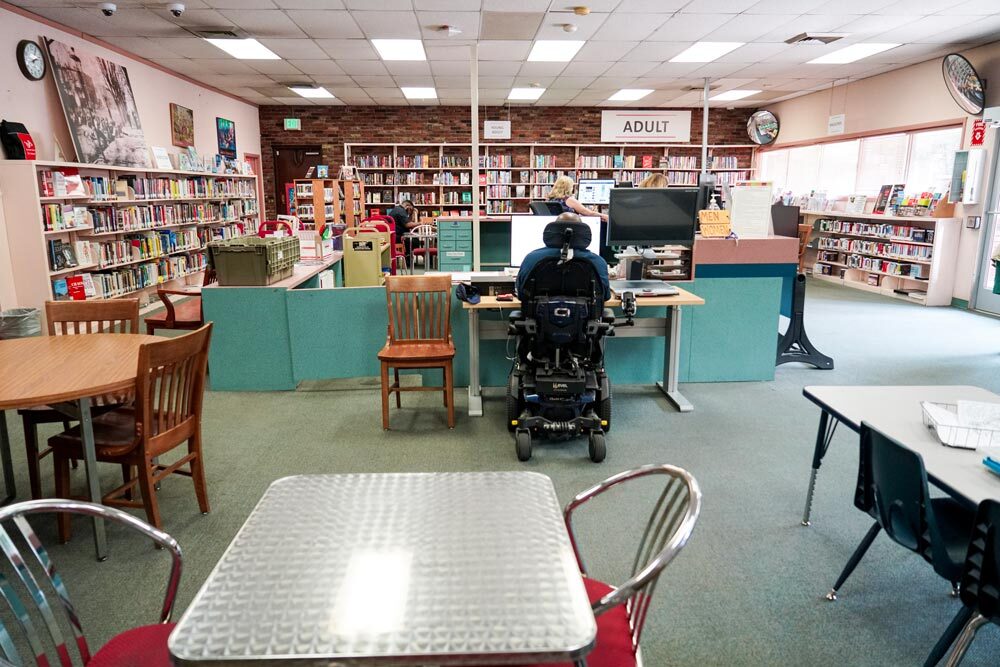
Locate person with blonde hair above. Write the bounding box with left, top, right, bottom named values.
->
left=546, top=175, right=608, bottom=222
left=638, top=173, right=668, bottom=188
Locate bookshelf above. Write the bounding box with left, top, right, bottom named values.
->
left=293, top=178, right=364, bottom=258
left=802, top=210, right=961, bottom=306
left=0, top=160, right=259, bottom=312
left=345, top=142, right=757, bottom=217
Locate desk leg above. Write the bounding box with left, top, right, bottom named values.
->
left=468, top=309, right=483, bottom=417
left=78, top=397, right=107, bottom=560
left=801, top=409, right=838, bottom=527
left=0, top=411, right=15, bottom=505
left=656, top=305, right=692, bottom=412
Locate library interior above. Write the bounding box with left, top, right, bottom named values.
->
left=2, top=1, right=1000, bottom=665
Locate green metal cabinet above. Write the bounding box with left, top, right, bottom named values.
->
left=437, top=219, right=473, bottom=272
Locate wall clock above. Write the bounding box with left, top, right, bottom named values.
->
left=16, top=39, right=46, bottom=81
left=942, top=53, right=985, bottom=115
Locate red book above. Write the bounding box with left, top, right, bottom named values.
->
left=641, top=155, right=653, bottom=169
left=66, top=275, right=87, bottom=300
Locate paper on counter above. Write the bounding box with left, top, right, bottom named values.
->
left=956, top=400, right=1000, bottom=429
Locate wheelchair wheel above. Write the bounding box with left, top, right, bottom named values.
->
left=588, top=431, right=606, bottom=463
left=515, top=429, right=532, bottom=462
left=506, top=373, right=521, bottom=432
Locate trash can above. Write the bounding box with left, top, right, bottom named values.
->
left=0, top=307, right=41, bottom=339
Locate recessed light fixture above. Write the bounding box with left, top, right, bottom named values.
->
left=289, top=85, right=334, bottom=99
left=709, top=89, right=760, bottom=101
left=608, top=89, right=653, bottom=102
left=508, top=87, right=546, bottom=100
left=669, top=42, right=744, bottom=63
left=527, top=40, right=585, bottom=62
left=401, top=86, right=437, bottom=99
left=372, top=39, right=427, bottom=61
left=807, top=43, right=900, bottom=64
left=205, top=38, right=280, bottom=60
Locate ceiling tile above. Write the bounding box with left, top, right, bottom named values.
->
left=574, top=40, right=640, bottom=62
left=273, top=0, right=347, bottom=7
left=286, top=10, right=364, bottom=38
left=436, top=88, right=472, bottom=99
left=289, top=60, right=346, bottom=75
left=217, top=10, right=306, bottom=37
left=678, top=0, right=759, bottom=12
left=363, top=87, right=406, bottom=98
left=615, top=0, right=690, bottom=10
left=648, top=14, right=731, bottom=41
left=548, top=76, right=597, bottom=89
left=512, top=76, right=556, bottom=87
left=477, top=41, right=533, bottom=60
left=417, top=11, right=482, bottom=40
left=539, top=89, right=581, bottom=101
left=876, top=0, right=956, bottom=13
left=352, top=11, right=422, bottom=38
left=316, top=39, right=378, bottom=59
left=391, top=75, right=436, bottom=87
left=344, top=0, right=412, bottom=8
left=620, top=42, right=691, bottom=62
left=192, top=59, right=261, bottom=74
left=204, top=0, right=280, bottom=8
left=705, top=13, right=797, bottom=42
left=431, top=60, right=472, bottom=76
left=560, top=61, right=613, bottom=77
left=717, top=42, right=792, bottom=62
left=873, top=15, right=984, bottom=42
left=111, top=37, right=181, bottom=60
left=481, top=0, right=549, bottom=9
left=476, top=75, right=517, bottom=87
left=414, top=0, right=484, bottom=8
left=603, top=61, right=659, bottom=78
left=258, top=38, right=329, bottom=59
left=517, top=62, right=569, bottom=77
left=350, top=75, right=397, bottom=87
left=433, top=75, right=472, bottom=87
left=339, top=60, right=390, bottom=75
left=590, top=14, right=669, bottom=41
left=949, top=0, right=1000, bottom=14
left=926, top=14, right=1000, bottom=43
left=806, top=0, right=896, bottom=12
left=745, top=0, right=828, bottom=13
left=425, top=44, right=472, bottom=60
left=534, top=12, right=610, bottom=41
left=248, top=60, right=307, bottom=75
left=757, top=15, right=861, bottom=41
left=153, top=8, right=231, bottom=28
left=477, top=60, right=522, bottom=75
left=272, top=97, right=316, bottom=105
left=310, top=75, right=357, bottom=86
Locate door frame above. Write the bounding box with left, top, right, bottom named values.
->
left=244, top=153, right=265, bottom=220
left=271, top=145, right=323, bottom=219
left=970, top=136, right=1000, bottom=314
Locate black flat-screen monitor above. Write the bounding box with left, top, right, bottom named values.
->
left=616, top=181, right=634, bottom=188
left=771, top=204, right=801, bottom=237
left=608, top=188, right=698, bottom=246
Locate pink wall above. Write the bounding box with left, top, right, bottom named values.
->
left=766, top=41, right=1000, bottom=302
left=0, top=5, right=260, bottom=164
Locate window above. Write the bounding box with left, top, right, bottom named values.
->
left=784, top=145, right=821, bottom=196
left=758, top=150, right=789, bottom=190
left=906, top=127, right=962, bottom=193
left=856, top=133, right=909, bottom=196
left=817, top=140, right=860, bottom=197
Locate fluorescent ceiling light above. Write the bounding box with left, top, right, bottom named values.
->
left=508, top=88, right=545, bottom=100
left=669, top=42, right=744, bottom=63
left=205, top=38, right=280, bottom=60
left=709, top=89, right=760, bottom=101
left=401, top=87, right=437, bottom=99
left=371, top=39, right=427, bottom=61
left=289, top=86, right=334, bottom=99
left=807, top=43, right=900, bottom=64
left=608, top=89, right=653, bottom=102
left=527, top=40, right=585, bottom=62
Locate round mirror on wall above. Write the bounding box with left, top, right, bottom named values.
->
left=942, top=53, right=985, bottom=115
left=747, top=110, right=780, bottom=145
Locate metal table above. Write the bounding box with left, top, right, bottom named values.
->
left=169, top=472, right=597, bottom=666
left=800, top=385, right=1000, bottom=526
left=402, top=231, right=438, bottom=273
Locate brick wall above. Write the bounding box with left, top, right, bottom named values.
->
left=258, top=105, right=752, bottom=216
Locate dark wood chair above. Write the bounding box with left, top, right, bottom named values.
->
left=378, top=275, right=455, bottom=430
left=797, top=223, right=812, bottom=273
left=144, top=269, right=216, bottom=335
left=49, top=324, right=213, bottom=540
left=18, top=299, right=140, bottom=500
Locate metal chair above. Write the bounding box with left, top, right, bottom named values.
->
left=0, top=499, right=181, bottom=666
left=474, top=464, right=701, bottom=667
left=930, top=499, right=1000, bottom=667
left=408, top=223, right=438, bottom=272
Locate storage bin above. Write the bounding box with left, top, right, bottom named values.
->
left=208, top=236, right=301, bottom=286
left=0, top=308, right=40, bottom=339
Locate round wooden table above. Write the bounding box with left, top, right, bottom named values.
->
left=0, top=334, right=162, bottom=559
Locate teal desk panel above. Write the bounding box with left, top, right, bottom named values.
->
left=202, top=287, right=295, bottom=391
left=480, top=222, right=511, bottom=266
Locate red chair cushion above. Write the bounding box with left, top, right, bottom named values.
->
left=471, top=578, right=637, bottom=667
left=87, top=622, right=175, bottom=667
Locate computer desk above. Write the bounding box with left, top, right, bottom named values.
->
left=461, top=287, right=705, bottom=417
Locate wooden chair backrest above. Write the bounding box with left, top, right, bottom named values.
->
left=202, top=268, right=218, bottom=287
left=45, top=299, right=140, bottom=336
left=797, top=223, right=811, bottom=272
left=135, top=324, right=212, bottom=452
left=384, top=275, right=452, bottom=344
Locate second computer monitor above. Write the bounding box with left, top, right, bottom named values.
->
left=608, top=188, right=698, bottom=246
left=577, top=179, right=616, bottom=205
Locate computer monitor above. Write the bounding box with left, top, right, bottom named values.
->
left=607, top=188, right=698, bottom=246
left=616, top=181, right=634, bottom=188
left=509, top=215, right=601, bottom=267
left=577, top=179, right=616, bottom=205
left=771, top=204, right=801, bottom=238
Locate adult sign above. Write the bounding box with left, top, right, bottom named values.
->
left=600, top=110, right=691, bottom=143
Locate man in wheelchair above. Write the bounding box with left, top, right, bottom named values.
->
left=508, top=213, right=615, bottom=463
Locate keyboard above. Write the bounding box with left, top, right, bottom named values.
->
left=610, top=280, right=679, bottom=297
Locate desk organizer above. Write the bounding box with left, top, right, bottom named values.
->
left=921, top=401, right=1000, bottom=450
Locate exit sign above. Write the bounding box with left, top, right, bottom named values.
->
left=284, top=118, right=301, bottom=131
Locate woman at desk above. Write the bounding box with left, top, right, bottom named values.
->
left=546, top=176, right=608, bottom=222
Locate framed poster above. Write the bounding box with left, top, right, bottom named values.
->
left=216, top=117, right=236, bottom=158
left=44, top=38, right=150, bottom=167
left=170, top=103, right=194, bottom=148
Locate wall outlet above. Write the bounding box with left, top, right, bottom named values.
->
left=966, top=215, right=982, bottom=229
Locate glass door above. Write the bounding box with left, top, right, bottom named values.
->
left=974, top=147, right=1000, bottom=314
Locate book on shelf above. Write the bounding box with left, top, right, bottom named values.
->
left=641, top=155, right=653, bottom=169
left=613, top=154, right=624, bottom=169
left=47, top=239, right=78, bottom=271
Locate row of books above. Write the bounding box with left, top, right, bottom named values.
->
left=535, top=170, right=571, bottom=184
left=296, top=203, right=336, bottom=219
left=441, top=156, right=470, bottom=168
left=204, top=221, right=257, bottom=242
left=845, top=253, right=920, bottom=277
left=817, top=238, right=933, bottom=262
left=577, top=155, right=616, bottom=169
left=94, top=202, right=256, bottom=234
left=482, top=155, right=513, bottom=168
left=817, top=219, right=935, bottom=244
left=666, top=171, right=698, bottom=186
left=42, top=204, right=88, bottom=231
left=533, top=154, right=559, bottom=168
left=52, top=254, right=209, bottom=300
left=443, top=192, right=474, bottom=204
left=487, top=201, right=514, bottom=214
left=91, top=230, right=201, bottom=269
left=667, top=156, right=699, bottom=169
left=366, top=190, right=394, bottom=204
left=397, top=191, right=438, bottom=205
left=440, top=172, right=472, bottom=185
left=353, top=155, right=393, bottom=168
left=714, top=171, right=751, bottom=185
left=396, top=155, right=434, bottom=168
left=486, top=185, right=530, bottom=199
left=709, top=156, right=741, bottom=169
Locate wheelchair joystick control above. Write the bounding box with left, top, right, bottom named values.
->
left=621, top=290, right=637, bottom=326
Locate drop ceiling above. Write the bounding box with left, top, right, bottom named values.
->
left=8, top=0, right=1000, bottom=107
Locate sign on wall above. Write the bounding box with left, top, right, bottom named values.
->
left=483, top=120, right=511, bottom=140
left=827, top=114, right=846, bottom=135
left=600, top=110, right=691, bottom=143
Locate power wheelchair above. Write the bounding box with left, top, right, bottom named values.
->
left=507, top=220, right=615, bottom=462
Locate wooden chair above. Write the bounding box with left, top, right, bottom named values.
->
left=49, top=324, right=213, bottom=540
left=145, top=268, right=216, bottom=335
left=18, top=299, right=140, bottom=500
left=797, top=223, right=812, bottom=273
left=378, top=275, right=455, bottom=430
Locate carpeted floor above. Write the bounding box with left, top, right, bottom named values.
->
left=4, top=279, right=1000, bottom=665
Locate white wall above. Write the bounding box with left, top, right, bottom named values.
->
left=766, top=41, right=1000, bottom=302
left=0, top=5, right=260, bottom=164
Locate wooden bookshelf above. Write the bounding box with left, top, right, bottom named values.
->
left=802, top=210, right=960, bottom=306
left=0, top=160, right=259, bottom=313
left=345, top=142, right=757, bottom=218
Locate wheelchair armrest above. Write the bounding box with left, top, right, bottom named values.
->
left=601, top=308, right=615, bottom=324
left=508, top=310, right=523, bottom=322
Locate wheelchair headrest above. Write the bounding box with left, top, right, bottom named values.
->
left=543, top=218, right=592, bottom=250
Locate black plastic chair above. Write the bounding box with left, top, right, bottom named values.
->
left=929, top=499, right=1000, bottom=666
left=529, top=200, right=564, bottom=215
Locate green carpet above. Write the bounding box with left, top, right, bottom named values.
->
left=3, top=278, right=1000, bottom=665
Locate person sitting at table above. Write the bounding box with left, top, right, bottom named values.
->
left=387, top=200, right=420, bottom=259
left=516, top=212, right=611, bottom=301
left=546, top=176, right=608, bottom=222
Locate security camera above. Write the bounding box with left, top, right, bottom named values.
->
left=99, top=2, right=116, bottom=16
left=168, top=3, right=185, bottom=17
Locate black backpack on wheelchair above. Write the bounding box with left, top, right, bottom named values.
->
left=508, top=220, right=614, bottom=462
